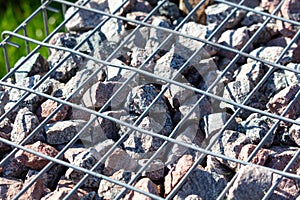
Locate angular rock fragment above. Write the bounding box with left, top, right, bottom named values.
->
left=0, top=177, right=23, bottom=199
left=247, top=23, right=278, bottom=45
left=37, top=99, right=70, bottom=123
left=44, top=120, right=87, bottom=145
left=14, top=53, right=49, bottom=83
left=261, top=0, right=281, bottom=14
left=242, top=116, right=275, bottom=147
left=179, top=0, right=210, bottom=23
left=104, top=148, right=138, bottom=176
left=234, top=62, right=265, bottom=85
left=65, top=147, right=104, bottom=188
left=238, top=144, right=271, bottom=167
left=205, top=155, right=234, bottom=181
left=241, top=7, right=266, bottom=26
left=164, top=154, right=194, bottom=195
left=14, top=141, right=59, bottom=170
left=159, top=0, right=181, bottom=20
left=63, top=147, right=86, bottom=163
left=139, top=159, right=165, bottom=181
left=267, top=84, right=300, bottom=120
left=76, top=30, right=107, bottom=54
left=227, top=165, right=273, bottom=200
left=205, top=3, right=245, bottom=29
left=21, top=174, right=45, bottom=200
left=82, top=81, right=127, bottom=110
left=2, top=157, right=29, bottom=179
left=98, top=169, right=135, bottom=199
left=124, top=178, right=158, bottom=200
left=0, top=117, right=12, bottom=134
left=10, top=107, right=44, bottom=144
left=289, top=118, right=300, bottom=146
left=212, top=130, right=250, bottom=170
left=101, top=18, right=127, bottom=44
left=130, top=47, right=157, bottom=73
left=65, top=0, right=109, bottom=32
left=173, top=166, right=227, bottom=200
left=271, top=174, right=300, bottom=199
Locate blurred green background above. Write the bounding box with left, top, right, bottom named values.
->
left=0, top=0, right=75, bottom=78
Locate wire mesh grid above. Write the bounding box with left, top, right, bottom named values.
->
left=0, top=0, right=300, bottom=199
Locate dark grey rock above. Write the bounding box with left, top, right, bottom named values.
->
left=173, top=167, right=227, bottom=200
left=107, top=0, right=134, bottom=15
left=0, top=131, right=11, bottom=152
left=242, top=116, right=275, bottom=147
left=2, top=157, right=29, bottom=179
left=132, top=0, right=153, bottom=13
left=49, top=32, right=78, bottom=50
left=158, top=0, right=180, bottom=20
left=124, top=84, right=169, bottom=115
left=14, top=53, right=49, bottom=84
left=126, top=26, right=150, bottom=49
left=212, top=130, right=250, bottom=170
left=98, top=169, right=135, bottom=199
left=205, top=3, right=245, bottom=29
left=65, top=147, right=104, bottom=188
left=139, top=159, right=165, bottom=181
left=48, top=50, right=83, bottom=83
left=289, top=118, right=300, bottom=146
left=122, top=115, right=172, bottom=160
left=227, top=165, right=273, bottom=200
left=65, top=0, right=109, bottom=32
left=44, top=120, right=87, bottom=145
left=241, top=7, right=266, bottom=26
left=10, top=107, right=44, bottom=144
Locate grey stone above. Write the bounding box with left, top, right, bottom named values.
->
left=205, top=3, right=245, bottom=29
left=125, top=11, right=153, bottom=27
left=0, top=90, right=9, bottom=116
left=139, top=159, right=165, bottom=181
left=76, top=30, right=107, bottom=54
left=10, top=107, right=44, bottom=144
left=234, top=62, right=266, bottom=85
left=158, top=0, right=181, bottom=20
left=107, top=0, right=134, bottom=15
left=289, top=118, right=300, bottom=146
left=130, top=47, right=157, bottom=74
left=241, top=7, right=266, bottom=26
left=212, top=130, right=250, bottom=170
left=63, top=147, right=86, bottom=163
left=65, top=0, right=109, bottom=32
left=126, top=26, right=150, bottom=49
left=123, top=178, right=158, bottom=200
left=81, top=81, right=127, bottom=110
left=49, top=32, right=78, bottom=50
left=44, top=120, right=87, bottom=145
left=2, top=157, right=29, bottom=179
left=173, top=167, right=227, bottom=200
left=98, top=169, right=135, bottom=199
left=14, top=53, right=49, bottom=84
left=101, top=18, right=127, bottom=44
left=122, top=115, right=172, bottom=160
left=267, top=84, right=300, bottom=120
left=65, top=147, right=104, bottom=188
left=107, top=58, right=129, bottom=81
left=48, top=50, right=83, bottom=83
left=124, top=84, right=169, bottom=115
left=227, top=165, right=273, bottom=200
left=247, top=46, right=293, bottom=65
left=103, top=148, right=138, bottom=176
left=205, top=155, right=234, bottom=182
left=238, top=144, right=271, bottom=168
left=247, top=23, right=278, bottom=45
left=243, top=116, right=275, bottom=147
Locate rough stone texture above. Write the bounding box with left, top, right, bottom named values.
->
left=82, top=81, right=127, bottom=110
left=10, top=107, right=45, bottom=144
left=124, top=84, right=169, bottom=115
left=2, top=158, right=29, bottom=179
left=238, top=144, right=271, bottom=167
left=247, top=23, right=279, bottom=45
left=65, top=0, right=109, bottom=31
left=277, top=0, right=300, bottom=38
left=205, top=3, right=245, bottom=29
left=44, top=120, right=87, bottom=145
left=130, top=47, right=157, bottom=74
left=247, top=46, right=293, bottom=65
left=14, top=53, right=49, bottom=83
left=63, top=147, right=86, bottom=163
left=103, top=148, right=138, bottom=176
left=267, top=84, right=300, bottom=120
left=267, top=36, right=298, bottom=49
left=0, top=131, right=11, bottom=152
left=101, top=18, right=127, bottom=44
left=14, top=141, right=59, bottom=170
left=21, top=174, right=45, bottom=200
left=0, top=90, right=9, bottom=116
left=122, top=116, right=172, bottom=160
left=271, top=174, right=300, bottom=199
left=123, top=178, right=158, bottom=200
left=65, top=148, right=104, bottom=188
left=264, top=64, right=300, bottom=98
left=37, top=99, right=70, bottom=123
left=0, top=117, right=12, bottom=135
left=173, top=166, right=227, bottom=200
left=289, top=118, right=300, bottom=146
left=234, top=62, right=265, bottom=85
left=0, top=177, right=23, bottom=200
left=243, top=116, right=275, bottom=147
left=41, top=179, right=90, bottom=199
left=76, top=30, right=107, bottom=54
left=159, top=0, right=181, bottom=20
left=164, top=154, right=194, bottom=195
left=241, top=7, right=266, bottom=26
left=227, top=165, right=273, bottom=200
left=217, top=27, right=252, bottom=60
left=205, top=155, right=234, bottom=182
left=179, top=0, right=210, bottom=23
left=139, top=159, right=165, bottom=181
left=98, top=169, right=135, bottom=199
left=177, top=21, right=217, bottom=57
left=212, top=130, right=250, bottom=170
left=48, top=50, right=83, bottom=83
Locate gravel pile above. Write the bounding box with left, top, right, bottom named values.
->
left=0, top=0, right=300, bottom=199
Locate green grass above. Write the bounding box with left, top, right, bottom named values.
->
left=0, top=1, right=73, bottom=78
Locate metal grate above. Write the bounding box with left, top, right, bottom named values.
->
left=0, top=0, right=300, bottom=199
